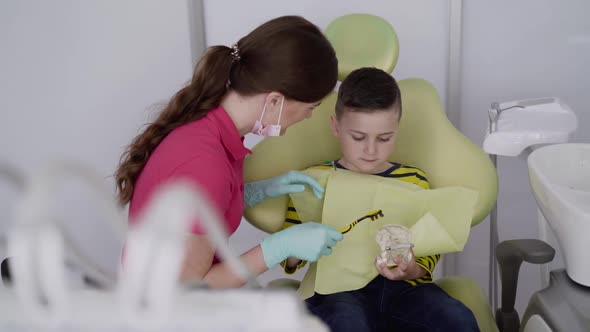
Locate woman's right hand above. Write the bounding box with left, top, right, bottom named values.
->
left=260, top=222, right=343, bottom=268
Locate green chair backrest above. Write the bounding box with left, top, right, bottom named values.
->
left=243, top=14, right=498, bottom=233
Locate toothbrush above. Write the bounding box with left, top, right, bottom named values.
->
left=339, top=210, right=384, bottom=234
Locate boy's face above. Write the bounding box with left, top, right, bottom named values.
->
left=331, top=107, right=400, bottom=174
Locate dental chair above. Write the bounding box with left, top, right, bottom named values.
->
left=243, top=14, right=500, bottom=332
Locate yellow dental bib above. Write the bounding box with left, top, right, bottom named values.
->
left=289, top=167, right=478, bottom=299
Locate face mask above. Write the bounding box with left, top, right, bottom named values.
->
left=251, top=96, right=284, bottom=137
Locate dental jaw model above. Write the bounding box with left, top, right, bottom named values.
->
left=376, top=225, right=414, bottom=267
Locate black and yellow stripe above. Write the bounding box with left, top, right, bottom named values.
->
left=338, top=210, right=384, bottom=234
left=378, top=164, right=429, bottom=190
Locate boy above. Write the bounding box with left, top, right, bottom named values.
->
left=281, top=68, right=479, bottom=332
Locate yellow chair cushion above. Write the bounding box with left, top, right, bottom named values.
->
left=436, top=277, right=499, bottom=332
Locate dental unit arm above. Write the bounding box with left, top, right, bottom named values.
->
left=121, top=180, right=328, bottom=331
left=1, top=161, right=329, bottom=331
left=10, top=162, right=126, bottom=289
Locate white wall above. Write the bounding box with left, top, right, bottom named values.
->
left=0, top=0, right=195, bottom=276
left=203, top=0, right=452, bottom=284
left=459, top=0, right=590, bottom=315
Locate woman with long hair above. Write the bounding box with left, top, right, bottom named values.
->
left=116, top=16, right=342, bottom=288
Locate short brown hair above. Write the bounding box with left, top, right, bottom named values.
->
left=335, top=67, right=401, bottom=119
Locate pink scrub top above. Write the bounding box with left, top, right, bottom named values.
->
left=128, top=105, right=251, bottom=246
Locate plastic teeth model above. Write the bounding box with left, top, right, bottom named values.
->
left=376, top=224, right=414, bottom=267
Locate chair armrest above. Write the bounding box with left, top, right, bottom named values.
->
left=495, top=239, right=555, bottom=332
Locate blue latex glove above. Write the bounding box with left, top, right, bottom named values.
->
left=260, top=222, right=343, bottom=268
left=244, top=170, right=324, bottom=207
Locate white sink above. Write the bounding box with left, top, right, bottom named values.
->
left=528, top=143, right=590, bottom=286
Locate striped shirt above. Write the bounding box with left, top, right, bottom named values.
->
left=280, top=160, right=441, bottom=286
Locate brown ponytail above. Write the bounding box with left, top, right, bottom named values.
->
left=116, top=16, right=337, bottom=205
left=115, top=46, right=234, bottom=204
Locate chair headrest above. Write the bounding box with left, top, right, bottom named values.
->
left=325, top=14, right=399, bottom=80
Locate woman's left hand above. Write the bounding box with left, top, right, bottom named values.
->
left=375, top=249, right=427, bottom=281
left=244, top=170, right=324, bottom=207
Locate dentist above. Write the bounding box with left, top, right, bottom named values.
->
left=115, top=16, right=343, bottom=288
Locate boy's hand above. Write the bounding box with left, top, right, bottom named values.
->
left=375, top=249, right=427, bottom=281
